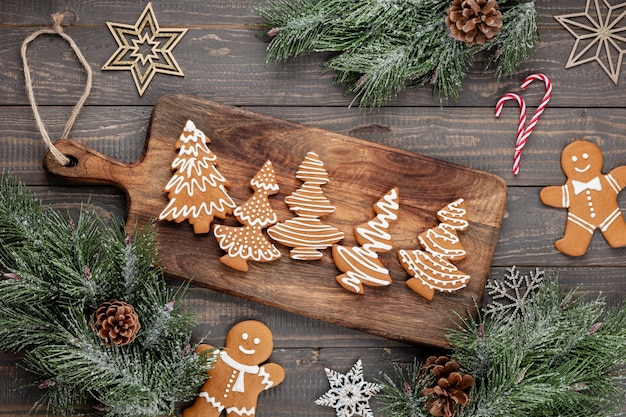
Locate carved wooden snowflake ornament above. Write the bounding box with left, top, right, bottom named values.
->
left=315, top=359, right=381, bottom=417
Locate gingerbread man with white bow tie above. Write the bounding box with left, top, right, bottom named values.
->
left=540, top=140, right=626, bottom=256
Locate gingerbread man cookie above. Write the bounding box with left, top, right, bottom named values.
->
left=540, top=140, right=626, bottom=256
left=183, top=320, right=285, bottom=417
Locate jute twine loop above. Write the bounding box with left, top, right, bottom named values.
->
left=21, top=13, right=93, bottom=166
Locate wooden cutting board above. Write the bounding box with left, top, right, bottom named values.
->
left=44, top=94, right=507, bottom=347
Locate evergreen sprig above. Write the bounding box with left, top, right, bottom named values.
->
left=378, top=269, right=626, bottom=417
left=0, top=173, right=214, bottom=417
left=255, top=0, right=539, bottom=108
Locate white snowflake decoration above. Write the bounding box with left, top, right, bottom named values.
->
left=484, top=266, right=545, bottom=318
left=315, top=359, right=381, bottom=417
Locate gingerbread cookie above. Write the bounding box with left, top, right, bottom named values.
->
left=399, top=198, right=470, bottom=300
left=398, top=249, right=470, bottom=300
left=267, top=151, right=344, bottom=260
left=159, top=120, right=236, bottom=234
left=332, top=188, right=399, bottom=294
left=436, top=198, right=468, bottom=231
left=540, top=140, right=626, bottom=256
left=418, top=224, right=467, bottom=261
left=214, top=161, right=281, bottom=271
left=183, top=320, right=285, bottom=417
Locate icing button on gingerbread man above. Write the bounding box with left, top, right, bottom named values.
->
left=183, top=320, right=285, bottom=417
left=540, top=140, right=626, bottom=256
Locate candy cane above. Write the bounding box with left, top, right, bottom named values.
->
left=495, top=92, right=526, bottom=174
left=512, top=73, right=552, bottom=173
left=520, top=73, right=552, bottom=137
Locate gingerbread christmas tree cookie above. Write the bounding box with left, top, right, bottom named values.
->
left=267, top=151, right=344, bottom=260
left=183, top=320, right=285, bottom=417
left=159, top=120, right=236, bottom=234
left=332, top=188, right=399, bottom=294
left=437, top=198, right=469, bottom=231
left=214, top=161, right=281, bottom=272
left=399, top=249, right=470, bottom=300
left=399, top=198, right=470, bottom=301
left=418, top=224, right=467, bottom=261
left=540, top=140, right=626, bottom=256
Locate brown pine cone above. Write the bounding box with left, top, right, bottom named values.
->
left=93, top=299, right=141, bottom=346
left=445, top=0, right=503, bottom=46
left=422, top=356, right=474, bottom=417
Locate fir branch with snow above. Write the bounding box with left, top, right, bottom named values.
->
left=379, top=268, right=626, bottom=417
left=0, top=173, right=215, bottom=417
left=255, top=0, right=539, bottom=108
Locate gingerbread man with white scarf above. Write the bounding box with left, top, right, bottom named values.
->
left=540, top=140, right=626, bottom=256
left=183, top=320, right=284, bottom=417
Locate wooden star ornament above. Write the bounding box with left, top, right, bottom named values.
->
left=555, top=0, right=626, bottom=84
left=102, top=2, right=188, bottom=95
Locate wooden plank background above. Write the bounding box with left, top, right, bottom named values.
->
left=0, top=0, right=625, bottom=416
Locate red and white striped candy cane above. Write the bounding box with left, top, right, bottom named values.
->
left=512, top=73, right=552, bottom=174
left=495, top=92, right=526, bottom=174
left=520, top=73, right=552, bottom=136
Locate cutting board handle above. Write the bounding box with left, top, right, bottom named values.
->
left=43, top=139, right=131, bottom=189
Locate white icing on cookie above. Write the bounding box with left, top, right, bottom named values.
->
left=268, top=151, right=343, bottom=260
left=214, top=225, right=281, bottom=262
left=285, top=184, right=335, bottom=217
left=418, top=224, right=467, bottom=261
left=214, top=161, right=281, bottom=270
left=267, top=217, right=344, bottom=260
left=355, top=188, right=399, bottom=253
left=159, top=194, right=235, bottom=221
left=333, top=245, right=392, bottom=293
left=436, top=198, right=468, bottom=231
left=159, top=120, right=236, bottom=230
left=398, top=249, right=469, bottom=293
left=234, top=161, right=279, bottom=228
left=294, top=151, right=329, bottom=185
left=332, top=188, right=399, bottom=294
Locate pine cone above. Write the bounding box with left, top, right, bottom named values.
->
left=422, top=356, right=474, bottom=417
left=445, top=0, right=503, bottom=46
left=93, top=299, right=141, bottom=346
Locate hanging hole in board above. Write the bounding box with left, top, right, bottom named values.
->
left=65, top=155, right=79, bottom=167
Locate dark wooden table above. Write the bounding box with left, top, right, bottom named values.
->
left=1, top=1, right=625, bottom=416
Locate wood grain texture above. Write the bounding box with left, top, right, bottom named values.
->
left=43, top=94, right=506, bottom=347
left=6, top=105, right=626, bottom=187
left=2, top=0, right=626, bottom=415
left=0, top=23, right=624, bottom=107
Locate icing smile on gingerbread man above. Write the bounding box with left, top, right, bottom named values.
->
left=540, top=140, right=626, bottom=256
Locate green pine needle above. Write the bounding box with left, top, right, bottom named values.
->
left=255, top=0, right=539, bottom=108
left=0, top=173, right=214, bottom=417
left=379, top=270, right=626, bottom=417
